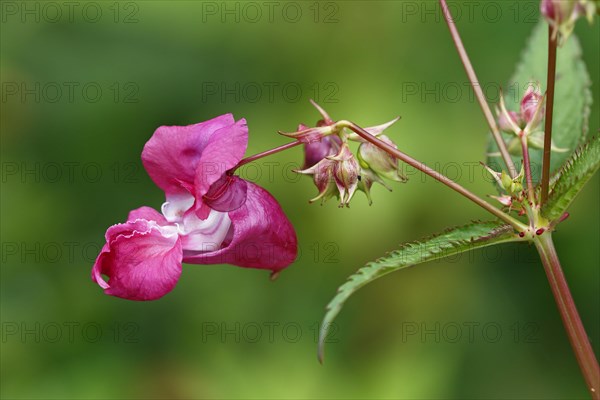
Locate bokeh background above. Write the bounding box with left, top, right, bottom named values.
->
left=1, top=1, right=599, bottom=398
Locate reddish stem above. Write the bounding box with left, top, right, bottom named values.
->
left=541, top=27, right=558, bottom=205
left=535, top=234, right=600, bottom=399
left=439, top=0, right=517, bottom=178
left=231, top=140, right=302, bottom=172
left=344, top=121, right=526, bottom=230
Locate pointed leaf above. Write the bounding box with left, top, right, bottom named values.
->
left=318, top=221, right=519, bottom=362
left=488, top=21, right=592, bottom=183
left=542, top=136, right=600, bottom=221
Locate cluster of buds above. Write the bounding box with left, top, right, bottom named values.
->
left=495, top=82, right=567, bottom=155
left=483, top=163, right=526, bottom=213
left=541, top=0, right=598, bottom=43
left=281, top=101, right=407, bottom=207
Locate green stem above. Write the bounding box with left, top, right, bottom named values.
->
left=541, top=27, right=558, bottom=206
left=520, top=134, right=536, bottom=205
left=439, top=0, right=517, bottom=178
left=342, top=121, right=526, bottom=231
left=534, top=234, right=600, bottom=399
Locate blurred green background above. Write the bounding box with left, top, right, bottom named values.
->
left=1, top=1, right=599, bottom=398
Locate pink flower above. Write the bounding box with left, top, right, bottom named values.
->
left=92, top=114, right=297, bottom=301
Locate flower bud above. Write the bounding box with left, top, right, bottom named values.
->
left=357, top=168, right=390, bottom=206
left=358, top=135, right=407, bottom=183
left=483, top=163, right=523, bottom=196
left=295, top=158, right=337, bottom=204
left=520, top=84, right=544, bottom=129
left=496, top=89, right=522, bottom=135
left=490, top=194, right=513, bottom=208
left=496, top=83, right=545, bottom=136
left=500, top=169, right=524, bottom=195
left=541, top=0, right=595, bottom=42
left=541, top=0, right=577, bottom=25
left=498, top=110, right=522, bottom=133
left=330, top=144, right=360, bottom=207
left=279, top=124, right=335, bottom=144
left=279, top=101, right=340, bottom=144
left=500, top=171, right=513, bottom=191
left=346, top=117, right=400, bottom=142
left=296, top=143, right=359, bottom=207
left=303, top=133, right=342, bottom=169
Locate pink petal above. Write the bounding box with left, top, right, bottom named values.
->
left=128, top=206, right=168, bottom=225
left=161, top=194, right=195, bottom=223
left=520, top=86, right=544, bottom=127
left=180, top=209, right=232, bottom=252
left=193, top=119, right=248, bottom=217
left=202, top=175, right=248, bottom=213
left=141, top=114, right=236, bottom=196
left=183, top=181, right=297, bottom=271
left=92, top=220, right=183, bottom=301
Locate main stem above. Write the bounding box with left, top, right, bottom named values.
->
left=343, top=121, right=526, bottom=231
left=534, top=234, right=600, bottom=399
left=439, top=0, right=517, bottom=178
left=541, top=27, right=558, bottom=206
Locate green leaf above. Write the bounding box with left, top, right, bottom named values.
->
left=542, top=136, right=600, bottom=221
left=487, top=21, right=592, bottom=183
left=318, top=221, right=519, bottom=362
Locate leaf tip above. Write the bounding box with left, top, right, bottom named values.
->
left=317, top=338, right=326, bottom=364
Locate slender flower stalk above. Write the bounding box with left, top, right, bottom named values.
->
left=534, top=234, right=600, bottom=400
left=342, top=121, right=527, bottom=231
left=439, top=0, right=517, bottom=178
left=231, top=140, right=302, bottom=172
left=520, top=134, right=536, bottom=204
left=541, top=27, right=558, bottom=205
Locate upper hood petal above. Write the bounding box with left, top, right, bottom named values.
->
left=141, top=114, right=236, bottom=196
left=193, top=119, right=248, bottom=217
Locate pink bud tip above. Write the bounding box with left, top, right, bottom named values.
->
left=559, top=212, right=570, bottom=223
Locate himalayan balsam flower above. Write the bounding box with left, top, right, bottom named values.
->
left=92, top=114, right=298, bottom=301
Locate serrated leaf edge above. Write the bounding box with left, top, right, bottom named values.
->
left=318, top=220, right=518, bottom=362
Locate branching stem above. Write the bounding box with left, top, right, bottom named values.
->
left=230, top=140, right=302, bottom=172
left=439, top=0, right=517, bottom=178
left=342, top=121, right=526, bottom=231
